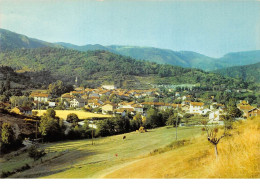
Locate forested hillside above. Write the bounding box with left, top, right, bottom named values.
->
left=214, top=62, right=260, bottom=83
left=0, top=47, right=248, bottom=89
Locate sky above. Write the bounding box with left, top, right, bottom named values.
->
left=0, top=0, right=260, bottom=57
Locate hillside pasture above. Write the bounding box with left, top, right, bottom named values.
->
left=33, top=110, right=112, bottom=120
left=1, top=126, right=202, bottom=178
left=105, top=117, right=260, bottom=178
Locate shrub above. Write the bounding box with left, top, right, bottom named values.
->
left=28, top=145, right=46, bottom=161
left=139, top=126, right=146, bottom=133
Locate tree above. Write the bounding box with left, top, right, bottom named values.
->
left=131, top=113, right=143, bottom=130
left=145, top=108, right=161, bottom=128
left=66, top=113, right=79, bottom=127
left=38, top=108, right=64, bottom=141
left=225, top=98, right=242, bottom=121
left=166, top=113, right=181, bottom=140
left=204, top=123, right=226, bottom=159
left=4, top=77, right=11, bottom=91
left=48, top=80, right=73, bottom=98
left=1, top=123, right=14, bottom=144
left=46, top=108, right=56, bottom=118
left=166, top=113, right=181, bottom=127
left=10, top=96, right=33, bottom=108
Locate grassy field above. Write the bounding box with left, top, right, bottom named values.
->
left=0, top=126, right=202, bottom=178
left=33, top=110, right=112, bottom=120
left=105, top=117, right=260, bottom=178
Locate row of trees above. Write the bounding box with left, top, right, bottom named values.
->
left=35, top=107, right=182, bottom=141
left=96, top=108, right=181, bottom=137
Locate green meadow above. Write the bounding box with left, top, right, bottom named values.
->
left=1, top=126, right=202, bottom=178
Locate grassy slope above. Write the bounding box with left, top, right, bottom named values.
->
left=1, top=126, right=201, bottom=178
left=105, top=117, right=260, bottom=178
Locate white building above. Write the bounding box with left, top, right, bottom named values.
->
left=209, top=110, right=224, bottom=124
left=70, top=98, right=86, bottom=108
left=31, top=93, right=50, bottom=103
left=189, top=102, right=204, bottom=114
left=102, top=85, right=117, bottom=90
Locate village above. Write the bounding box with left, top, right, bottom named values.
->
left=8, top=84, right=256, bottom=126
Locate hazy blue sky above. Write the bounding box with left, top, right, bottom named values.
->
left=0, top=0, right=259, bottom=57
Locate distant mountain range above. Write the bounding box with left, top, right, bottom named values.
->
left=57, top=43, right=260, bottom=71
left=1, top=28, right=260, bottom=72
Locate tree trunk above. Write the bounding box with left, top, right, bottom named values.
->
left=214, top=144, right=218, bottom=159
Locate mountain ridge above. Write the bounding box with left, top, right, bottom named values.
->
left=1, top=28, right=260, bottom=71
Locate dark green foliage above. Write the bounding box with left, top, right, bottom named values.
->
left=130, top=113, right=143, bottom=130
left=145, top=108, right=164, bottom=128
left=166, top=113, right=181, bottom=127
left=183, top=113, right=194, bottom=119
left=38, top=108, right=64, bottom=141
left=66, top=113, right=79, bottom=126
left=1, top=122, right=14, bottom=144
left=0, top=164, right=30, bottom=178
left=223, top=99, right=243, bottom=121
left=0, top=47, right=248, bottom=89
left=48, top=80, right=73, bottom=98
left=0, top=123, right=23, bottom=154
left=28, top=145, right=46, bottom=161
left=214, top=62, right=260, bottom=84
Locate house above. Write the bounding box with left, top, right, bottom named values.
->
left=61, top=93, right=75, bottom=102
left=237, top=101, right=254, bottom=117
left=102, top=85, right=117, bottom=90
left=248, top=108, right=260, bottom=117
left=175, top=92, right=180, bottom=97
left=102, top=103, right=117, bottom=114
left=181, top=104, right=189, bottom=112
left=30, top=93, right=50, bottom=102
left=11, top=107, right=32, bottom=115
left=75, top=87, right=85, bottom=91
left=189, top=102, right=204, bottom=114
left=209, top=110, right=224, bottom=124
left=48, top=102, right=56, bottom=107
left=88, top=99, right=103, bottom=108
left=210, top=103, right=225, bottom=110
left=200, top=108, right=211, bottom=115
left=70, top=90, right=85, bottom=96
left=141, top=102, right=172, bottom=111
left=70, top=98, right=86, bottom=108
left=89, top=93, right=100, bottom=99
left=132, top=104, right=144, bottom=114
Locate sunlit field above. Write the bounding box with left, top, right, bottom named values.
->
left=33, top=110, right=112, bottom=120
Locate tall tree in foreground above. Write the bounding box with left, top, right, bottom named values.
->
left=1, top=122, right=14, bottom=144
left=39, top=108, right=64, bottom=141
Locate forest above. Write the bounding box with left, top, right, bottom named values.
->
left=0, top=47, right=253, bottom=90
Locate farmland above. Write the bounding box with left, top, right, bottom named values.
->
left=1, top=126, right=202, bottom=178
left=33, top=110, right=112, bottom=120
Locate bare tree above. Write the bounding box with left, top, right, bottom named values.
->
left=205, top=125, right=225, bottom=159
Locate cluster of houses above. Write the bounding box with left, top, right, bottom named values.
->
left=4, top=85, right=259, bottom=124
